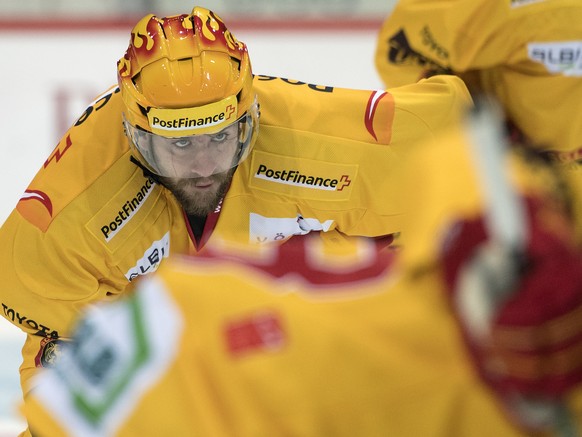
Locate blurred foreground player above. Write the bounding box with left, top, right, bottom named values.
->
left=22, top=107, right=582, bottom=436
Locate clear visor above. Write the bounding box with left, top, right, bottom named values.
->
left=124, top=103, right=258, bottom=179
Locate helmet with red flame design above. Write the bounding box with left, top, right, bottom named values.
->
left=117, top=7, right=258, bottom=178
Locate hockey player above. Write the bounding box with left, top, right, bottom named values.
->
left=22, top=105, right=582, bottom=436
left=374, top=0, right=582, bottom=237
left=0, top=6, right=472, bottom=435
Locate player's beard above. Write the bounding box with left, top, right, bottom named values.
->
left=159, top=168, right=235, bottom=217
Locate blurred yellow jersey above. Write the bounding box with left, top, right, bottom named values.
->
left=375, top=0, right=582, bottom=160
left=22, top=236, right=535, bottom=437
left=374, top=0, right=582, bottom=241
left=0, top=74, right=471, bottom=393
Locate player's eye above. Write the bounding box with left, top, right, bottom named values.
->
left=173, top=139, right=191, bottom=148
left=211, top=132, right=228, bottom=142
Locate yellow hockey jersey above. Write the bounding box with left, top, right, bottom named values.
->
left=374, top=0, right=582, bottom=160
left=21, top=106, right=582, bottom=437
left=17, top=239, right=524, bottom=437
left=21, top=235, right=582, bottom=437
left=0, top=74, right=470, bottom=394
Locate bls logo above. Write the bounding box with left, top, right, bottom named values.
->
left=125, top=232, right=170, bottom=281
left=528, top=42, right=582, bottom=76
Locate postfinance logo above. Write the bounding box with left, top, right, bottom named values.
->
left=337, top=175, right=352, bottom=191
left=147, top=95, right=238, bottom=136
left=250, top=151, right=357, bottom=201
left=255, top=164, right=352, bottom=191
left=101, top=177, right=156, bottom=241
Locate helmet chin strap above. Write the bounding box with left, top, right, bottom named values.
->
left=129, top=155, right=165, bottom=187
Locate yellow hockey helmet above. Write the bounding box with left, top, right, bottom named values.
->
left=117, top=7, right=258, bottom=178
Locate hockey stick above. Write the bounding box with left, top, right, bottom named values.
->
left=465, top=100, right=579, bottom=437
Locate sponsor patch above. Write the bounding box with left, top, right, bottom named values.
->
left=528, top=41, right=582, bottom=76
left=419, top=25, right=448, bottom=60
left=35, top=337, right=69, bottom=368
left=125, top=232, right=170, bottom=281
left=147, top=95, right=238, bottom=136
left=100, top=177, right=156, bottom=242
left=387, top=29, right=450, bottom=74
left=30, top=280, right=182, bottom=437
left=224, top=311, right=286, bottom=357
left=86, top=170, right=162, bottom=252
left=250, top=213, right=334, bottom=244
left=2, top=304, right=59, bottom=337
left=250, top=150, right=357, bottom=200
left=511, top=0, right=546, bottom=8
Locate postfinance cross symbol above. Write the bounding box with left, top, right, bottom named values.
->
left=336, top=174, right=352, bottom=191
left=225, top=104, right=236, bottom=120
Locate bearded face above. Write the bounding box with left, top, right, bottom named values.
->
left=158, top=168, right=235, bottom=217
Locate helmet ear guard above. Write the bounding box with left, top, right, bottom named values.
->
left=236, top=97, right=260, bottom=162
